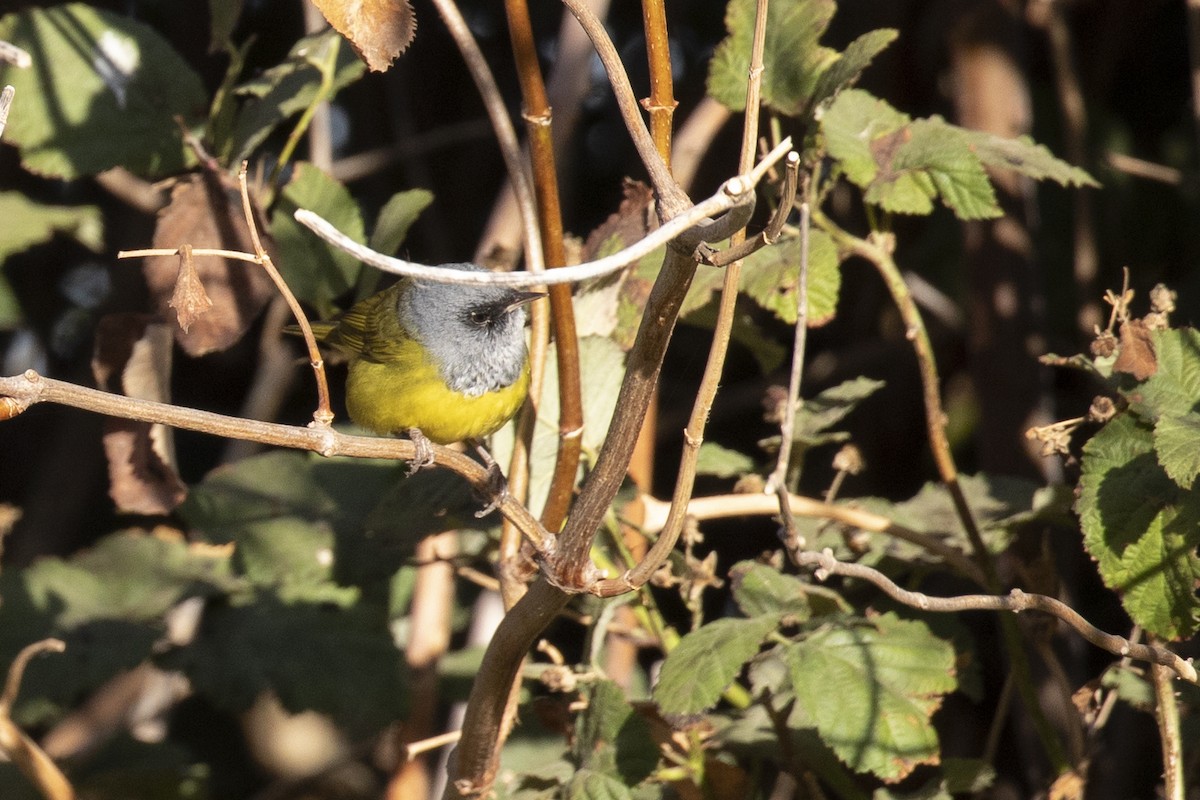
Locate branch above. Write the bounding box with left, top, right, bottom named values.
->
left=0, top=371, right=553, bottom=557
left=292, top=137, right=790, bottom=287
left=796, top=548, right=1197, bottom=684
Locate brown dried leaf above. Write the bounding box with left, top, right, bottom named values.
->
left=168, top=244, right=214, bottom=333
left=1113, top=318, right=1158, bottom=380
left=92, top=315, right=188, bottom=515
left=145, top=173, right=275, bottom=356
left=312, top=0, right=416, bottom=72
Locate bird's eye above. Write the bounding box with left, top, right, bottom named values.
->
left=468, top=309, right=490, bottom=327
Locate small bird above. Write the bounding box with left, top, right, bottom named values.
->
left=303, top=263, right=541, bottom=450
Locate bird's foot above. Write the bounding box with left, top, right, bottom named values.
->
left=406, top=428, right=437, bottom=474
left=470, top=440, right=508, bottom=517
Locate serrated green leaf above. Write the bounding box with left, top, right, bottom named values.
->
left=271, top=163, right=365, bottom=316
left=0, top=3, right=205, bottom=178
left=786, top=613, right=956, bottom=781
left=228, top=29, right=365, bottom=162
left=1077, top=412, right=1200, bottom=640
left=869, top=118, right=1001, bottom=219
left=574, top=681, right=657, bottom=784
left=370, top=188, right=434, bottom=255
left=967, top=131, right=1098, bottom=188
left=655, top=615, right=780, bottom=715
left=821, top=89, right=910, bottom=186
left=810, top=29, right=899, bottom=109
left=0, top=191, right=104, bottom=260
left=565, top=769, right=632, bottom=800
left=742, top=228, right=841, bottom=325
left=179, top=449, right=409, bottom=594
left=794, top=376, right=886, bottom=443
left=0, top=532, right=236, bottom=719
left=707, top=0, right=836, bottom=115
left=695, top=442, right=756, bottom=477
left=730, top=561, right=849, bottom=618
left=1122, top=328, right=1200, bottom=420
left=1155, top=412, right=1200, bottom=488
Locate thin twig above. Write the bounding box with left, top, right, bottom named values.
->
left=235, top=164, right=335, bottom=427
left=639, top=492, right=987, bottom=587
left=796, top=549, right=1197, bottom=684
left=1151, top=634, right=1186, bottom=800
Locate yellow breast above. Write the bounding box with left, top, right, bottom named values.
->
left=343, top=337, right=530, bottom=444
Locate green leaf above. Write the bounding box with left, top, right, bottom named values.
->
left=1155, top=412, right=1200, bottom=488
left=708, top=0, right=837, bottom=115
left=730, top=561, right=849, bottom=618
left=683, top=228, right=841, bottom=329
left=821, top=89, right=910, bottom=187
left=370, top=188, right=434, bottom=255
left=271, top=163, right=366, bottom=316
left=967, top=131, right=1098, bottom=188
left=208, top=0, right=243, bottom=51
left=0, top=191, right=104, bottom=260
left=564, top=769, right=632, bottom=800
left=794, top=377, right=886, bottom=444
left=0, top=532, right=236, bottom=719
left=695, top=442, right=756, bottom=477
left=742, top=228, right=841, bottom=325
left=810, top=28, right=899, bottom=109
left=823, top=90, right=1094, bottom=219
left=654, top=615, right=780, bottom=715
left=174, top=595, right=407, bottom=734
left=179, top=449, right=409, bottom=594
left=1077, top=412, right=1200, bottom=640
left=786, top=613, right=956, bottom=781
left=0, top=3, right=206, bottom=178
left=573, top=680, right=658, bottom=784
left=227, top=29, right=365, bottom=163
left=0, top=274, right=20, bottom=329
left=1121, top=328, right=1200, bottom=420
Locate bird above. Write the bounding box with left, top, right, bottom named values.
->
left=301, top=263, right=541, bottom=455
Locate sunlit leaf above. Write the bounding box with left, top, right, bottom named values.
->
left=786, top=613, right=956, bottom=781
left=655, top=615, right=780, bottom=715
left=1077, top=412, right=1200, bottom=640
left=0, top=191, right=104, bottom=260
left=0, top=3, right=204, bottom=178
left=311, top=0, right=416, bottom=72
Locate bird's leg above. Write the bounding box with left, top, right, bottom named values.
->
left=469, top=439, right=508, bottom=517
left=406, top=428, right=436, bottom=474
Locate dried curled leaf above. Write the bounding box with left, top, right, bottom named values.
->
left=1113, top=318, right=1157, bottom=380
left=92, top=314, right=188, bottom=515
left=311, top=0, right=416, bottom=72
left=167, top=244, right=214, bottom=334
left=144, top=173, right=275, bottom=356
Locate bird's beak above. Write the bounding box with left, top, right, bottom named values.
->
left=507, top=290, right=546, bottom=312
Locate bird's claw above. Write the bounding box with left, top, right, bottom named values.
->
left=406, top=428, right=436, bottom=474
